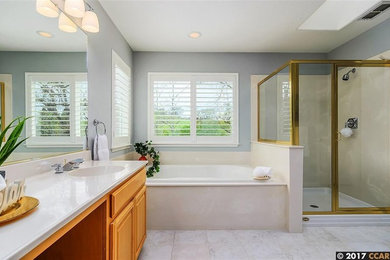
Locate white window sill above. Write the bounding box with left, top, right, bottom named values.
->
left=152, top=143, right=240, bottom=148
left=26, top=144, right=83, bottom=148
left=111, top=145, right=131, bottom=153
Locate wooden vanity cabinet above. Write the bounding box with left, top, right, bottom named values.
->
left=110, top=168, right=147, bottom=260
left=110, top=201, right=135, bottom=260
left=134, top=186, right=147, bottom=258
left=24, top=167, right=147, bottom=260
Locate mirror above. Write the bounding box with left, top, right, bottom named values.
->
left=0, top=1, right=88, bottom=164
left=258, top=66, right=290, bottom=142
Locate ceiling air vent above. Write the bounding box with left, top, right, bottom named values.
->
left=360, top=1, right=390, bottom=20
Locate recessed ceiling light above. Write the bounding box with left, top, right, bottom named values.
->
left=36, top=31, right=53, bottom=38
left=299, top=0, right=381, bottom=31
left=188, top=32, right=201, bottom=39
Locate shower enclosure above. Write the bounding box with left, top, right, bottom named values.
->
left=257, top=60, right=390, bottom=214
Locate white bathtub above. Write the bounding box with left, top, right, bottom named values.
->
left=147, top=164, right=285, bottom=186
left=146, top=164, right=288, bottom=230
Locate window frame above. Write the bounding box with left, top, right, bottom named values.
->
left=111, top=50, right=132, bottom=151
left=25, top=72, right=87, bottom=148
left=148, top=72, right=239, bottom=147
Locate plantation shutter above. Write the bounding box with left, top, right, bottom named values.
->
left=75, top=79, right=88, bottom=138
left=30, top=80, right=71, bottom=138
left=195, top=80, right=233, bottom=137
left=112, top=50, right=131, bottom=149
left=277, top=78, right=291, bottom=141
left=26, top=73, right=88, bottom=147
left=152, top=80, right=191, bottom=137
left=149, top=73, right=238, bottom=146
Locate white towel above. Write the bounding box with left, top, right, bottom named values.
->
left=93, top=134, right=109, bottom=161
left=340, top=127, right=353, bottom=138
left=0, top=175, right=6, bottom=191
left=253, top=166, right=272, bottom=177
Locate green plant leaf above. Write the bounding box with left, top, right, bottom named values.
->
left=0, top=117, right=23, bottom=149
left=0, top=117, right=28, bottom=157
left=0, top=117, right=30, bottom=166
left=0, top=138, right=28, bottom=166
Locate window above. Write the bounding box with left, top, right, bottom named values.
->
left=111, top=50, right=131, bottom=150
left=148, top=73, right=238, bottom=146
left=25, top=73, right=88, bottom=147
left=277, top=76, right=291, bottom=141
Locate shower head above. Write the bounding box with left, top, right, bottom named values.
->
left=342, top=68, right=356, bottom=81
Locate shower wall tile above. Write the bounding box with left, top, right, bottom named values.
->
left=338, top=67, right=390, bottom=207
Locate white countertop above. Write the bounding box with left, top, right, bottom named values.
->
left=0, top=160, right=147, bottom=260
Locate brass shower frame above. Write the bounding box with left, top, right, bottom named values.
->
left=257, top=60, right=390, bottom=215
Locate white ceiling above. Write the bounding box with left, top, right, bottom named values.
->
left=0, top=0, right=87, bottom=52
left=99, top=0, right=390, bottom=53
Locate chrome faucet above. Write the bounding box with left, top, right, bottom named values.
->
left=51, top=163, right=64, bottom=174
left=71, top=158, right=84, bottom=168
left=51, top=158, right=84, bottom=173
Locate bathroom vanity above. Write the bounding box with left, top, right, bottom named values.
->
left=0, top=159, right=147, bottom=260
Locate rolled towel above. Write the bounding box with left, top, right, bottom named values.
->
left=253, top=166, right=272, bottom=178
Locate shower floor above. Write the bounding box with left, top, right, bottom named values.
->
left=303, top=187, right=373, bottom=212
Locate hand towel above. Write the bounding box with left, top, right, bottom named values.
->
left=93, top=134, right=109, bottom=161
left=0, top=174, right=6, bottom=191
left=253, top=166, right=272, bottom=177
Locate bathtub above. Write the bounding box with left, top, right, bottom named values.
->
left=147, top=164, right=285, bottom=186
left=146, top=164, right=288, bottom=230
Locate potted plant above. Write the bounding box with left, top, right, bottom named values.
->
left=134, top=140, right=160, bottom=177
left=134, top=141, right=150, bottom=161
left=0, top=117, right=30, bottom=178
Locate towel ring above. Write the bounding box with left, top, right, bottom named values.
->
left=93, top=119, right=107, bottom=135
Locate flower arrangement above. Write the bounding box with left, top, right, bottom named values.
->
left=134, top=140, right=160, bottom=177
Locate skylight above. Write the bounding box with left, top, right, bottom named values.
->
left=299, top=0, right=382, bottom=31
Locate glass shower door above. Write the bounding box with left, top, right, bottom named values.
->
left=299, top=63, right=332, bottom=212
left=337, top=66, right=390, bottom=210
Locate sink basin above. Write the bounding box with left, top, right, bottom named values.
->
left=69, top=166, right=125, bottom=177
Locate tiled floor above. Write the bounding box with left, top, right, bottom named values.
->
left=139, top=227, right=390, bottom=260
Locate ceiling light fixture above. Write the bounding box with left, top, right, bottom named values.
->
left=64, top=0, right=85, bottom=18
left=36, top=0, right=100, bottom=33
left=299, top=0, right=381, bottom=31
left=82, top=10, right=99, bottom=33
left=189, top=32, right=201, bottom=39
left=58, top=12, right=78, bottom=33
left=36, top=0, right=59, bottom=18
left=36, top=31, right=53, bottom=38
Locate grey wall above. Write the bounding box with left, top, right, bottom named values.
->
left=0, top=51, right=86, bottom=153
left=328, top=18, right=390, bottom=59
left=87, top=0, right=133, bottom=158
left=133, top=52, right=326, bottom=152
left=0, top=51, right=86, bottom=119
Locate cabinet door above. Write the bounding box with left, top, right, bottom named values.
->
left=135, top=186, right=146, bottom=258
left=110, top=201, right=135, bottom=260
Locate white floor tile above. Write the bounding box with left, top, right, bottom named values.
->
left=139, top=227, right=390, bottom=260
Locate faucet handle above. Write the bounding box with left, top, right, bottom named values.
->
left=51, top=163, right=64, bottom=174
left=71, top=158, right=84, bottom=168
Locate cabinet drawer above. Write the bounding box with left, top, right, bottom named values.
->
left=111, top=168, right=146, bottom=217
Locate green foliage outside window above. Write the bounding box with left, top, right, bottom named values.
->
left=154, top=81, right=233, bottom=137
